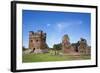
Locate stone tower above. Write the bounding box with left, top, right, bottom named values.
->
left=29, top=30, right=48, bottom=53
left=62, top=34, right=72, bottom=53
left=78, top=38, right=88, bottom=54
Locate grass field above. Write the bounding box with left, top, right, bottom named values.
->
left=22, top=52, right=91, bottom=63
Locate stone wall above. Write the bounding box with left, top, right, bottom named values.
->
left=62, top=34, right=74, bottom=54
left=62, top=35, right=91, bottom=55
left=29, top=30, right=48, bottom=53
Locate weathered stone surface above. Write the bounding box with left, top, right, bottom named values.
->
left=62, top=34, right=74, bottom=53
left=62, top=35, right=91, bottom=55
left=29, top=30, right=48, bottom=53
left=28, top=31, right=91, bottom=55
left=78, top=38, right=87, bottom=54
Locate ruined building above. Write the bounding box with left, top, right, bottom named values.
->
left=62, top=35, right=74, bottom=54
left=62, top=34, right=91, bottom=55
left=78, top=38, right=91, bottom=55
left=28, top=31, right=90, bottom=55
left=29, top=30, right=48, bottom=53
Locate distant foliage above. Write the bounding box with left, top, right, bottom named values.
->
left=45, top=43, right=49, bottom=49
left=53, top=43, right=62, bottom=50
left=22, top=46, right=27, bottom=51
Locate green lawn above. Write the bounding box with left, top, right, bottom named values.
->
left=22, top=52, right=91, bottom=63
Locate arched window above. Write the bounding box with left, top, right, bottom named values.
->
left=36, top=40, right=38, bottom=42
left=31, top=40, right=33, bottom=42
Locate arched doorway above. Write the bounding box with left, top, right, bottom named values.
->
left=33, top=48, right=35, bottom=52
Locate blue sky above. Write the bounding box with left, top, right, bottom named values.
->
left=22, top=10, right=91, bottom=48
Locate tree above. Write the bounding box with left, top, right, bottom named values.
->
left=22, top=46, right=26, bottom=51
left=53, top=43, right=62, bottom=55
left=53, top=43, right=62, bottom=50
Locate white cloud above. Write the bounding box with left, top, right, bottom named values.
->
left=57, top=23, right=64, bottom=30
left=47, top=24, right=51, bottom=27
left=56, top=20, right=83, bottom=31
left=56, top=22, right=70, bottom=31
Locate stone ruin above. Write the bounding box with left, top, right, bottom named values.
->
left=62, top=34, right=91, bottom=55
left=27, top=30, right=90, bottom=55
left=78, top=38, right=91, bottom=55
left=62, top=35, right=74, bottom=54
left=29, top=30, right=48, bottom=54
